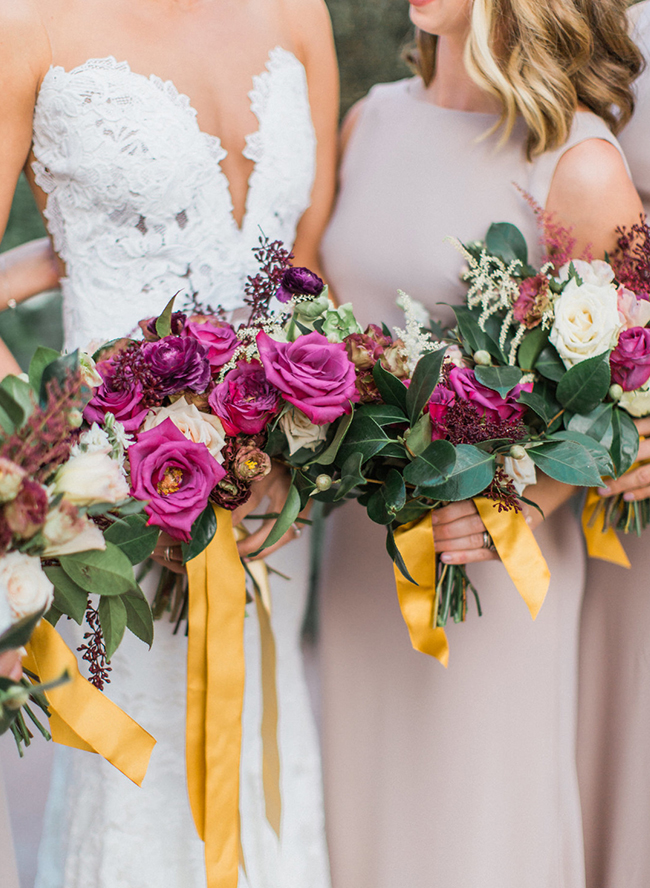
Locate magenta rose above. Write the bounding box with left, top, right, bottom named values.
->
left=129, top=418, right=225, bottom=541
left=208, top=360, right=280, bottom=435
left=84, top=365, right=149, bottom=431
left=610, top=326, right=650, bottom=391
left=182, top=319, right=239, bottom=369
left=428, top=386, right=456, bottom=440
left=448, top=367, right=532, bottom=423
left=257, top=330, right=359, bottom=424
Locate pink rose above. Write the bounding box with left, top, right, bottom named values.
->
left=448, top=367, right=531, bottom=424
left=129, top=418, right=225, bottom=541
left=84, top=363, right=149, bottom=432
left=208, top=361, right=280, bottom=435
left=257, top=330, right=359, bottom=425
left=617, top=286, right=650, bottom=330
left=428, top=386, right=456, bottom=440
left=182, top=318, right=239, bottom=369
left=610, top=327, right=650, bottom=391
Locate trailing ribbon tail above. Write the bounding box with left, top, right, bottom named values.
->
left=24, top=620, right=156, bottom=786
left=581, top=488, right=630, bottom=567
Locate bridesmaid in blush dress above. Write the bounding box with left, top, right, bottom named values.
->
left=318, top=1, right=643, bottom=886
left=577, top=3, right=650, bottom=886
left=0, top=650, right=22, bottom=888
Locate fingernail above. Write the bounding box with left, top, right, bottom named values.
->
left=598, top=487, right=610, bottom=496
left=440, top=553, right=452, bottom=563
left=623, top=493, right=635, bottom=502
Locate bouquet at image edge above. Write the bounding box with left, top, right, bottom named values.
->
left=0, top=350, right=152, bottom=753
left=451, top=201, right=650, bottom=541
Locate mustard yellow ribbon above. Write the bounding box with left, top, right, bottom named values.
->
left=24, top=619, right=156, bottom=785
left=393, top=499, right=551, bottom=666
left=581, top=488, right=630, bottom=567
left=186, top=506, right=246, bottom=888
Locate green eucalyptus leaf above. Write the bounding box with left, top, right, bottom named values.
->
left=552, top=430, right=614, bottom=477
left=310, top=409, right=353, bottom=466
left=517, top=327, right=548, bottom=371
left=566, top=403, right=613, bottom=445
left=43, top=566, right=88, bottom=625
left=122, top=588, right=154, bottom=648
left=556, top=352, right=611, bottom=415
left=535, top=345, right=566, bottom=382
left=334, top=452, right=367, bottom=501
left=367, top=470, right=406, bottom=525
left=337, top=415, right=391, bottom=465
left=1, top=376, right=35, bottom=423
left=43, top=605, right=63, bottom=628
left=59, top=542, right=138, bottom=596
left=386, top=526, right=418, bottom=585
left=451, top=305, right=504, bottom=362
left=98, top=595, right=127, bottom=661
left=405, top=348, right=446, bottom=424
left=105, top=514, right=160, bottom=565
left=485, top=222, right=528, bottom=265
left=405, top=412, right=433, bottom=457
left=181, top=506, right=218, bottom=563
left=29, top=346, right=61, bottom=392
left=39, top=350, right=80, bottom=409
left=0, top=609, right=45, bottom=655
left=0, top=387, right=25, bottom=430
left=372, top=360, right=408, bottom=411
left=518, top=388, right=559, bottom=426
left=393, top=500, right=433, bottom=525
left=404, top=439, right=456, bottom=488
left=356, top=403, right=407, bottom=426
left=420, top=444, right=496, bottom=501
left=474, top=365, right=523, bottom=397
left=257, top=483, right=301, bottom=552
left=155, top=295, right=177, bottom=339
left=528, top=440, right=604, bottom=487
left=610, top=407, right=640, bottom=477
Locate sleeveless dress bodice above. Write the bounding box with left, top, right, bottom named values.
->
left=319, top=79, right=627, bottom=888
left=32, top=49, right=316, bottom=350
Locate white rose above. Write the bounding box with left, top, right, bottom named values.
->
left=0, top=458, right=26, bottom=504
left=0, top=553, right=53, bottom=629
left=54, top=450, right=130, bottom=506
left=618, top=380, right=650, bottom=418
left=142, top=397, right=227, bottom=463
left=557, top=259, right=615, bottom=288
left=279, top=407, right=329, bottom=456
left=42, top=500, right=106, bottom=557
left=71, top=422, right=112, bottom=457
left=549, top=278, right=623, bottom=367
left=503, top=452, right=537, bottom=495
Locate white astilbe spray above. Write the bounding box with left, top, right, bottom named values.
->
left=394, top=291, right=443, bottom=374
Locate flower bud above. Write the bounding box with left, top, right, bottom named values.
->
left=473, top=350, right=491, bottom=366
left=68, top=409, right=84, bottom=429
left=609, top=384, right=624, bottom=401
left=2, top=685, right=30, bottom=710
left=315, top=474, right=333, bottom=492
left=509, top=444, right=527, bottom=461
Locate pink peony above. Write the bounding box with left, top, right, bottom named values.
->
left=448, top=367, right=532, bottom=424
left=84, top=363, right=149, bottom=432
left=182, top=318, right=239, bottom=369
left=208, top=361, right=280, bottom=435
left=257, top=330, right=359, bottom=424
left=129, top=418, right=225, bottom=541
left=617, top=285, right=650, bottom=330
left=428, top=386, right=456, bottom=440
left=610, top=326, right=650, bottom=391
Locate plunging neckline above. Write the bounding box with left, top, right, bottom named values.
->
left=38, top=46, right=304, bottom=233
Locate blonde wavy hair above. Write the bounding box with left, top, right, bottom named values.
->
left=409, top=0, right=643, bottom=158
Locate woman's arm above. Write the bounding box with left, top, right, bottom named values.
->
left=0, top=238, right=59, bottom=310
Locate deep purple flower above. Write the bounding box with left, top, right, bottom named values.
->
left=448, top=367, right=531, bottom=424
left=182, top=319, right=239, bottom=369
left=139, top=311, right=188, bottom=341
left=208, top=361, right=280, bottom=435
left=142, top=337, right=211, bottom=397
left=428, top=386, right=456, bottom=440
left=84, top=366, right=149, bottom=432
left=276, top=267, right=325, bottom=303
left=610, top=326, right=650, bottom=391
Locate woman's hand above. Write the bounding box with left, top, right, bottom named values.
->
left=597, top=417, right=650, bottom=502
left=151, top=531, right=186, bottom=575
left=432, top=501, right=500, bottom=565
left=233, top=462, right=307, bottom=560
left=0, top=649, right=23, bottom=681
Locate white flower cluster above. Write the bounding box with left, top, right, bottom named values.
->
left=394, top=290, right=440, bottom=374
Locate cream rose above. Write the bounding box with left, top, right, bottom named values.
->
left=142, top=397, right=226, bottom=463
left=0, top=553, right=54, bottom=634
left=549, top=277, right=623, bottom=367
left=42, top=500, right=106, bottom=557
left=279, top=406, right=329, bottom=456
left=0, top=458, right=26, bottom=504
left=54, top=450, right=130, bottom=506
left=503, top=452, right=537, bottom=495
left=618, top=380, right=650, bottom=417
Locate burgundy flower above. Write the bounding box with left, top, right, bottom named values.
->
left=448, top=367, right=532, bottom=424
left=4, top=479, right=48, bottom=539
left=380, top=340, right=410, bottom=379
left=232, top=446, right=272, bottom=483
left=610, top=326, right=650, bottom=391
left=142, top=337, right=211, bottom=397
left=129, top=418, right=225, bottom=541
left=513, top=275, right=550, bottom=329
left=428, top=386, right=456, bottom=440
left=276, top=267, right=325, bottom=303
left=257, top=330, right=359, bottom=424
left=208, top=361, right=280, bottom=435
left=345, top=324, right=392, bottom=370
left=84, top=367, right=149, bottom=432
left=182, top=319, right=239, bottom=369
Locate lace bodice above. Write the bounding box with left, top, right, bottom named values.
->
left=32, top=49, right=316, bottom=350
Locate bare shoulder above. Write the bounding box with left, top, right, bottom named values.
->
left=0, top=0, right=50, bottom=76
left=281, top=0, right=335, bottom=61
left=552, top=138, right=636, bottom=201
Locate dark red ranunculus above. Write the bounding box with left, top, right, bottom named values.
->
left=208, top=361, right=280, bottom=435
left=276, top=267, right=325, bottom=303
left=610, top=326, right=650, bottom=391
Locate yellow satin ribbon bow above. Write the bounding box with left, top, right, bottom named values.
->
left=393, top=499, right=551, bottom=666
left=581, top=488, right=630, bottom=567
left=24, top=619, right=156, bottom=785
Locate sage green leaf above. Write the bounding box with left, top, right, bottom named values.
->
left=485, top=222, right=528, bottom=265
left=310, top=409, right=353, bottom=466
left=567, top=403, right=613, bottom=445
left=181, top=506, right=217, bottom=563
left=39, top=350, right=80, bottom=409
left=386, top=526, right=418, bottom=584
left=258, top=482, right=301, bottom=552
left=451, top=305, right=503, bottom=361
left=528, top=440, right=604, bottom=487
left=43, top=566, right=88, bottom=625
left=155, top=295, right=177, bottom=339
left=372, top=360, right=408, bottom=411
left=122, top=589, right=154, bottom=648
left=517, top=327, right=548, bottom=371
left=105, top=514, right=160, bottom=565
left=405, top=412, right=433, bottom=457
left=556, top=352, right=610, bottom=414
left=405, top=348, right=446, bottom=424
left=337, top=415, right=392, bottom=464
left=420, top=444, right=496, bottom=501
left=367, top=470, right=406, bottom=525
left=356, top=403, right=407, bottom=426
left=536, top=345, right=566, bottom=382
left=0, top=609, right=45, bottom=655
left=99, top=596, right=127, bottom=661
left=59, top=542, right=138, bottom=596
left=404, top=440, right=456, bottom=487
left=44, top=605, right=63, bottom=628
left=610, top=407, right=639, bottom=477
left=474, top=365, right=523, bottom=397
left=393, top=500, right=432, bottom=525
left=552, top=430, right=614, bottom=477
left=28, top=346, right=61, bottom=393
left=0, top=388, right=25, bottom=430
left=518, top=388, right=559, bottom=426
left=334, top=452, right=367, bottom=501
left=1, top=376, right=35, bottom=423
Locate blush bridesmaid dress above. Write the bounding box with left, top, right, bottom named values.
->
left=318, top=76, right=630, bottom=888
left=0, top=765, right=19, bottom=888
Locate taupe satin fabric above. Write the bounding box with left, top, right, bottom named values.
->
left=319, top=78, right=624, bottom=888
left=0, top=766, right=20, bottom=888
left=577, top=6, right=650, bottom=887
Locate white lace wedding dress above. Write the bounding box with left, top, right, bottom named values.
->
left=31, top=49, right=331, bottom=888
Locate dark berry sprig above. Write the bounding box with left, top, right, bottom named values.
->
left=244, top=235, right=294, bottom=323
left=78, top=603, right=111, bottom=690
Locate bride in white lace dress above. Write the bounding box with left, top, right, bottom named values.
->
left=0, top=1, right=338, bottom=885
